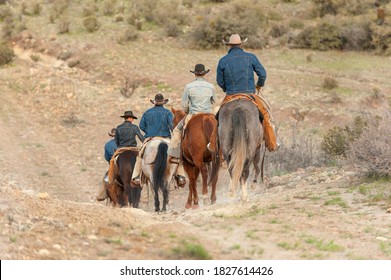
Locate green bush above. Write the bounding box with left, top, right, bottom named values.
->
left=340, top=21, right=373, bottom=51
left=83, top=16, right=100, bottom=33
left=322, top=76, right=338, bottom=90
left=0, top=44, right=15, bottom=65
left=294, top=22, right=343, bottom=51
left=321, top=116, right=366, bottom=157
left=371, top=24, right=391, bottom=55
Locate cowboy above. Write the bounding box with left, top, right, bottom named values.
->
left=132, top=93, right=187, bottom=187
left=96, top=128, right=119, bottom=201
left=216, top=34, right=279, bottom=151
left=168, top=64, right=216, bottom=166
left=104, top=128, right=118, bottom=163
left=115, top=110, right=144, bottom=148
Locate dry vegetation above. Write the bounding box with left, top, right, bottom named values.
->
left=0, top=0, right=391, bottom=260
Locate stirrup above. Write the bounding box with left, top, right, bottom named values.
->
left=176, top=175, right=186, bottom=188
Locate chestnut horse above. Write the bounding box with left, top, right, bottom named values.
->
left=217, top=99, right=263, bottom=202
left=107, top=149, right=142, bottom=207
left=172, top=108, right=221, bottom=209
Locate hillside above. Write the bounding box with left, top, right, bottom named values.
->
left=1, top=0, right=391, bottom=260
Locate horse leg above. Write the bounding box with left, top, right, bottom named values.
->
left=240, top=167, right=250, bottom=203
left=131, top=186, right=141, bottom=208
left=183, top=164, right=195, bottom=209
left=161, top=183, right=169, bottom=212
left=210, top=169, right=218, bottom=204
left=125, top=184, right=131, bottom=207
left=228, top=168, right=236, bottom=199
left=200, top=163, right=210, bottom=205
left=251, top=147, right=261, bottom=190
left=153, top=185, right=160, bottom=212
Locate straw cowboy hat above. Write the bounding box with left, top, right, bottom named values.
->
left=120, top=110, right=138, bottom=119
left=150, top=93, right=169, bottom=105
left=222, top=34, right=248, bottom=45
left=108, top=128, right=116, bottom=137
left=190, top=64, right=210, bottom=75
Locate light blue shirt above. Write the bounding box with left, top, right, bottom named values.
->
left=181, top=77, right=216, bottom=115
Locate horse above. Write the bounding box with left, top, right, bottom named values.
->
left=172, top=108, right=221, bottom=209
left=217, top=99, right=263, bottom=202
left=106, top=149, right=142, bottom=208
left=140, top=137, right=177, bottom=212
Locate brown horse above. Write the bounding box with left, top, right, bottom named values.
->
left=107, top=149, right=142, bottom=208
left=172, top=108, right=221, bottom=209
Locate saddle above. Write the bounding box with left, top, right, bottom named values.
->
left=108, top=146, right=139, bottom=184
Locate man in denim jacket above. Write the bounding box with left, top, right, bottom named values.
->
left=132, top=94, right=186, bottom=187
left=216, top=34, right=279, bottom=151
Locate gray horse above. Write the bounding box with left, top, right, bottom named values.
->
left=140, top=138, right=177, bottom=212
left=218, top=99, right=263, bottom=202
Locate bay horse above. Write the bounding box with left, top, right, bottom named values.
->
left=140, top=137, right=177, bottom=212
left=172, top=108, right=221, bottom=209
left=217, top=99, right=263, bottom=202
left=107, top=149, right=141, bottom=207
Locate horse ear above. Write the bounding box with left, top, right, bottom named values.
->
left=171, top=107, right=176, bottom=113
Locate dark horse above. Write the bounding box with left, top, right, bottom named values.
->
left=217, top=99, right=263, bottom=202
left=172, top=108, right=221, bottom=209
left=140, top=138, right=177, bottom=212
left=107, top=149, right=142, bottom=208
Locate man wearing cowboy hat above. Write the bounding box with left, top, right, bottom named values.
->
left=168, top=64, right=216, bottom=166
left=132, top=93, right=186, bottom=186
left=216, top=34, right=279, bottom=151
left=115, top=110, right=145, bottom=148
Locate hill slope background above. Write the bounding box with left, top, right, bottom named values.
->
left=1, top=0, right=391, bottom=260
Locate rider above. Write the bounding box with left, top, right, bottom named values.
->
left=131, top=93, right=186, bottom=187
left=216, top=34, right=279, bottom=151
left=168, top=63, right=216, bottom=167
left=115, top=110, right=144, bottom=148
left=96, top=128, right=119, bottom=201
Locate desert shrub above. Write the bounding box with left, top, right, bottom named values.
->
left=322, top=76, right=338, bottom=90
left=0, top=44, right=14, bottom=65
left=164, top=20, right=182, bottom=37
left=0, top=0, right=7, bottom=4
left=340, top=21, right=373, bottom=51
left=102, top=0, right=116, bottom=16
left=370, top=24, right=391, bottom=55
left=312, top=0, right=341, bottom=17
left=152, top=0, right=187, bottom=26
left=83, top=0, right=99, bottom=17
left=294, top=22, right=343, bottom=51
left=190, top=2, right=264, bottom=49
left=267, top=126, right=330, bottom=176
left=83, top=16, right=100, bottom=33
left=57, top=17, right=70, bottom=34
left=269, top=23, right=289, bottom=38
left=117, top=26, right=139, bottom=44
left=115, top=14, right=123, bottom=22
left=348, top=109, right=391, bottom=177
left=30, top=54, right=40, bottom=62
left=321, top=116, right=366, bottom=157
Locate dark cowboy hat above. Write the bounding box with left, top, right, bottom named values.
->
left=120, top=110, right=138, bottom=119
left=150, top=93, right=169, bottom=105
left=108, top=128, right=116, bottom=137
left=222, top=34, right=248, bottom=45
left=190, top=64, right=210, bottom=75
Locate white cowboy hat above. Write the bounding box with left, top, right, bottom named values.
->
left=222, top=34, right=248, bottom=45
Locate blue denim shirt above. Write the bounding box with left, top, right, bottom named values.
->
left=216, top=47, right=266, bottom=95
left=104, top=138, right=117, bottom=163
left=182, top=77, right=216, bottom=114
left=139, top=105, right=173, bottom=138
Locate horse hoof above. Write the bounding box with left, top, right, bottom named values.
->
left=192, top=205, right=199, bottom=210
left=250, top=183, right=257, bottom=191
left=185, top=203, right=192, bottom=209
left=228, top=190, right=236, bottom=200
left=203, top=197, right=211, bottom=205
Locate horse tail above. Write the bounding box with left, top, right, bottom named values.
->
left=153, top=142, right=168, bottom=190
left=228, top=108, right=246, bottom=187
left=204, top=116, right=220, bottom=186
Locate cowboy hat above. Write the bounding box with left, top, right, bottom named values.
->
left=150, top=93, right=169, bottom=105
left=108, top=128, right=116, bottom=137
left=120, top=110, right=138, bottom=119
left=190, top=64, right=210, bottom=75
left=222, top=34, right=248, bottom=45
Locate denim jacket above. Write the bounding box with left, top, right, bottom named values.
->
left=139, top=105, right=173, bottom=138
left=115, top=121, right=145, bottom=148
left=182, top=77, right=216, bottom=114
left=216, top=47, right=266, bottom=95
